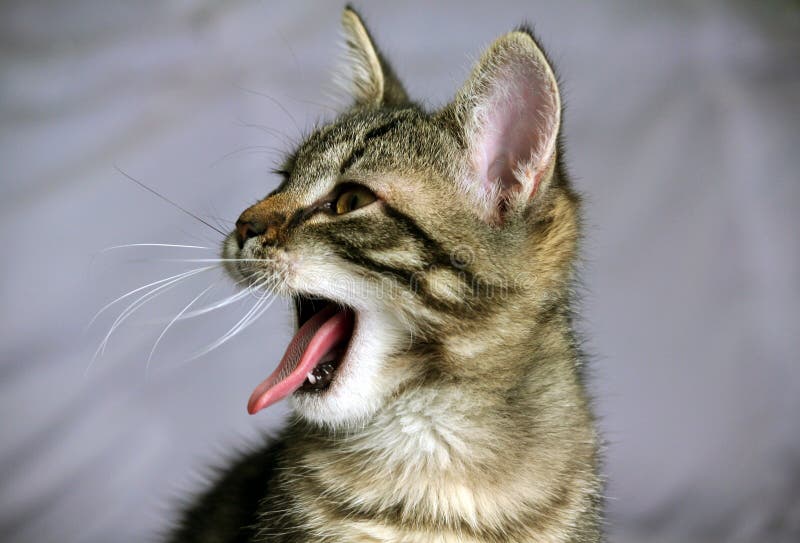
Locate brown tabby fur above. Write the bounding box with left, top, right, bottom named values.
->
left=167, top=6, right=603, bottom=542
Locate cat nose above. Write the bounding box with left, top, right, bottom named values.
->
left=235, top=218, right=265, bottom=249
left=235, top=194, right=294, bottom=249
left=235, top=206, right=285, bottom=249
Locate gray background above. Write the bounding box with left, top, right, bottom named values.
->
left=1, top=1, right=799, bottom=542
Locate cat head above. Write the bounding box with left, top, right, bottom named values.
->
left=223, top=7, right=579, bottom=428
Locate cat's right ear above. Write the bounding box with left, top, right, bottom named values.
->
left=339, top=6, right=409, bottom=108
left=441, top=29, right=562, bottom=224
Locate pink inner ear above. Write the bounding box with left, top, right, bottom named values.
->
left=473, top=62, right=558, bottom=207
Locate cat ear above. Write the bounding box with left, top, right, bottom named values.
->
left=444, top=28, right=561, bottom=223
left=340, top=6, right=409, bottom=107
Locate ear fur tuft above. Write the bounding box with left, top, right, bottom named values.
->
left=340, top=6, right=409, bottom=108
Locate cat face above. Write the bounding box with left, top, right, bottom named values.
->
left=223, top=8, right=575, bottom=428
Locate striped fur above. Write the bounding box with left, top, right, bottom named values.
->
left=169, top=6, right=603, bottom=542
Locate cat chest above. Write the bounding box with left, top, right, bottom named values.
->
left=290, top=417, right=531, bottom=541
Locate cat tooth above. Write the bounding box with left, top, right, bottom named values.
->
left=307, top=372, right=317, bottom=384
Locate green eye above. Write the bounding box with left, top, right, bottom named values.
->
left=335, top=186, right=376, bottom=215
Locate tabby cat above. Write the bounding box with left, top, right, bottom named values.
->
left=168, top=6, right=603, bottom=542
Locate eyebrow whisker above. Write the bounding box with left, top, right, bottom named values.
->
left=114, top=165, right=227, bottom=237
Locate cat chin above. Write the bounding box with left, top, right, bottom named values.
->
left=289, top=307, right=406, bottom=428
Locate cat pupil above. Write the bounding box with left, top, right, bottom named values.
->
left=335, top=188, right=370, bottom=215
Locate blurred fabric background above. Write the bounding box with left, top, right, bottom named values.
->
left=1, top=1, right=798, bottom=541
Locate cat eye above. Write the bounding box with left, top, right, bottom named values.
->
left=334, top=186, right=376, bottom=215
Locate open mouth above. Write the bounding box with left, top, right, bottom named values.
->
left=247, top=295, right=355, bottom=415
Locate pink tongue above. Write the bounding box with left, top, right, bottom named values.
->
left=247, top=304, right=353, bottom=415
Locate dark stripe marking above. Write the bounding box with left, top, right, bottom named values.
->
left=339, top=147, right=365, bottom=175
left=363, top=117, right=403, bottom=142
left=339, top=117, right=405, bottom=175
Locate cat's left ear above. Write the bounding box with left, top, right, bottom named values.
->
left=442, top=28, right=561, bottom=223
left=340, top=6, right=409, bottom=107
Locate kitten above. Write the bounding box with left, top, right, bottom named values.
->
left=168, top=6, right=603, bottom=542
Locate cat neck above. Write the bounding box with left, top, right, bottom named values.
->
left=284, top=324, right=599, bottom=540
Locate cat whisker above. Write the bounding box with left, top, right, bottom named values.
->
left=188, top=297, right=268, bottom=360
left=187, top=276, right=280, bottom=360
left=234, top=84, right=302, bottom=137
left=288, top=97, right=339, bottom=114
left=87, top=266, right=216, bottom=330
left=177, top=228, right=226, bottom=249
left=245, top=290, right=280, bottom=322
left=88, top=266, right=216, bottom=373
left=206, top=215, right=233, bottom=226
left=115, top=165, right=227, bottom=237
left=155, top=258, right=266, bottom=263
left=99, top=243, right=211, bottom=252
left=146, top=283, right=217, bottom=373
left=97, top=269, right=213, bottom=355
left=209, top=217, right=232, bottom=235
left=143, top=276, right=253, bottom=325
left=235, top=118, right=287, bottom=139
left=174, top=286, right=254, bottom=321
left=230, top=294, right=279, bottom=340
left=204, top=205, right=234, bottom=238
left=209, top=145, right=287, bottom=168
